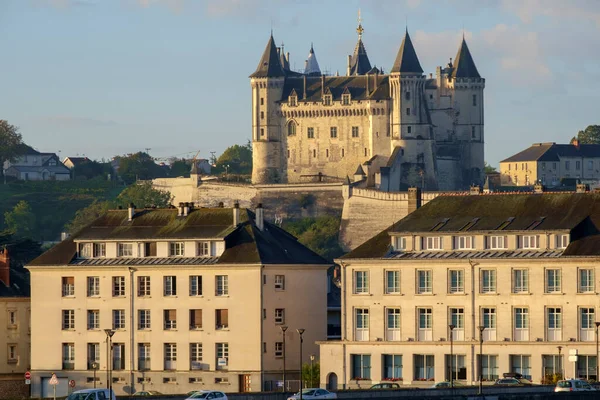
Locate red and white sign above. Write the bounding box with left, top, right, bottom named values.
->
left=69, top=380, right=76, bottom=388
left=49, top=374, right=59, bottom=385
left=24, top=371, right=31, bottom=380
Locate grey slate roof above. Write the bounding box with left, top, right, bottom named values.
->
left=451, top=38, right=480, bottom=78
left=349, top=39, right=372, bottom=76
left=0, top=268, right=29, bottom=298
left=391, top=31, right=423, bottom=74
left=250, top=35, right=285, bottom=78
left=281, top=75, right=389, bottom=102
left=501, top=143, right=600, bottom=163
left=386, top=249, right=563, bottom=260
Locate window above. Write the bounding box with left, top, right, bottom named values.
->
left=187, top=309, right=202, bottom=330
left=275, top=342, right=283, bottom=358
left=307, top=127, right=314, bottom=139
left=454, top=236, right=474, bottom=250
left=510, top=355, right=531, bottom=380
left=324, top=95, right=332, bottom=106
left=547, top=307, right=562, bottom=341
left=164, top=310, right=177, bottom=330
left=138, top=343, right=151, bottom=370
left=274, top=308, right=285, bottom=324
left=342, top=94, right=350, bottom=105
left=386, top=308, right=401, bottom=341
left=216, top=343, right=229, bottom=368
left=565, top=161, right=570, bottom=170
left=351, top=354, right=371, bottom=379
left=216, top=309, right=229, bottom=329
left=62, top=277, right=75, bottom=297
left=355, top=308, right=369, bottom=341
left=197, top=242, right=210, bottom=256
left=164, top=343, right=177, bottom=370
left=138, top=276, right=151, bottom=297
left=287, top=121, right=296, bottom=136
left=385, top=270, right=400, bottom=294
left=514, top=308, right=529, bottom=341
left=418, top=308, right=433, bottom=341
left=576, top=161, right=581, bottom=170
left=190, top=276, right=202, bottom=296
left=275, top=275, right=285, bottom=290
left=260, top=97, right=264, bottom=105
left=471, top=126, right=476, bottom=139
left=513, top=269, right=529, bottom=293
left=169, top=242, right=184, bottom=257
left=87, top=343, right=100, bottom=370
left=407, top=126, right=412, bottom=134
left=326, top=149, right=329, bottom=158
left=519, top=235, right=539, bottom=249
left=472, top=94, right=477, bottom=106
left=289, top=96, right=297, bottom=107
left=87, top=276, right=100, bottom=297
left=577, top=355, right=598, bottom=381
left=352, top=126, right=359, bottom=138
left=579, top=269, right=594, bottom=293
left=406, top=107, right=410, bottom=116
left=79, top=243, right=92, bottom=258
left=417, top=270, right=432, bottom=294
left=112, top=276, right=125, bottom=297
left=481, top=270, right=496, bottom=293
left=190, top=343, right=203, bottom=370
left=341, top=148, right=345, bottom=158
left=405, top=91, right=411, bottom=100
left=423, top=237, right=443, bottom=250
left=260, top=111, right=264, bottom=119
left=414, top=354, right=434, bottom=380
left=260, top=128, right=264, bottom=137
left=62, top=310, right=75, bottom=330
left=546, top=269, right=561, bottom=293
left=580, top=307, right=595, bottom=342
left=216, top=275, right=228, bottom=296
left=446, top=354, right=467, bottom=381
left=396, top=237, right=407, bottom=251
left=488, top=236, right=507, bottom=250
left=313, top=149, right=316, bottom=158
left=588, top=160, right=594, bottom=170
left=556, top=234, right=569, bottom=249
left=144, top=242, right=157, bottom=257
left=7, top=310, right=16, bottom=327
left=113, top=309, right=125, bottom=330
left=383, top=355, right=402, bottom=379
left=365, top=148, right=368, bottom=156
left=449, top=270, right=464, bottom=293
left=479, top=355, right=498, bottom=381
left=87, top=310, right=99, bottom=330
left=138, top=310, right=151, bottom=330
left=118, top=243, right=133, bottom=257
left=7, top=344, right=17, bottom=363
left=354, top=271, right=369, bottom=294
left=113, top=343, right=125, bottom=371
left=164, top=276, right=177, bottom=296
left=93, top=243, right=106, bottom=257
left=482, top=308, right=496, bottom=341
left=63, top=343, right=75, bottom=370
left=330, top=127, right=337, bottom=138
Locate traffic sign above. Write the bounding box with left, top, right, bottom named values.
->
left=25, top=379, right=30, bottom=385
left=49, top=374, right=59, bottom=385
left=569, top=355, right=578, bottom=362
left=25, top=371, right=31, bottom=380
left=69, top=380, right=76, bottom=388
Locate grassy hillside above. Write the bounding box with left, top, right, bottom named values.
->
left=0, top=178, right=124, bottom=241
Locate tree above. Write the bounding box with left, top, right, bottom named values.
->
left=571, top=125, right=600, bottom=145
left=484, top=162, right=497, bottom=174
left=64, top=200, right=111, bottom=234
left=116, top=182, right=172, bottom=208
left=214, top=144, right=253, bottom=175
left=73, top=160, right=111, bottom=180
left=4, top=201, right=36, bottom=239
left=302, top=361, right=320, bottom=388
left=284, top=216, right=345, bottom=262
left=117, top=152, right=166, bottom=184
left=0, top=120, right=25, bottom=179
left=169, top=159, right=191, bottom=177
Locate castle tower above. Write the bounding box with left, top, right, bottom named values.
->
left=389, top=30, right=437, bottom=189
left=347, top=15, right=372, bottom=75
left=250, top=34, right=286, bottom=184
left=449, top=37, right=485, bottom=185
left=304, top=44, right=321, bottom=76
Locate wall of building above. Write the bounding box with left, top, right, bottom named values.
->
left=0, top=298, right=30, bottom=375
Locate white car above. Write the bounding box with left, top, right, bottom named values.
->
left=555, top=379, right=596, bottom=392
left=66, top=389, right=116, bottom=400
left=185, top=390, right=228, bottom=400
left=287, top=388, right=337, bottom=400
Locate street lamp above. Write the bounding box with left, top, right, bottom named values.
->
left=595, top=322, right=600, bottom=380
left=478, top=326, right=485, bottom=396
left=310, top=355, right=315, bottom=388
left=449, top=324, right=456, bottom=389
left=557, top=346, right=563, bottom=380
left=280, top=325, right=288, bottom=392
left=91, top=362, right=99, bottom=389
left=297, top=328, right=305, bottom=400
left=104, top=329, right=115, bottom=397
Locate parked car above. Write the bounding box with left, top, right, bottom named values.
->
left=186, top=390, right=228, bottom=400
left=555, top=379, right=597, bottom=392
left=494, top=378, right=533, bottom=386
left=370, top=383, right=400, bottom=389
left=67, top=389, right=117, bottom=400
left=287, top=388, right=337, bottom=400
left=430, top=381, right=464, bottom=389
left=133, top=391, right=163, bottom=396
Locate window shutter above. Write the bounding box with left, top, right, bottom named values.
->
left=222, top=309, right=229, bottom=327
left=192, top=309, right=202, bottom=328
left=504, top=236, right=508, bottom=248
left=517, top=236, right=522, bottom=248
left=536, top=235, right=540, bottom=248
left=65, top=277, right=74, bottom=285
left=168, top=310, right=176, bottom=320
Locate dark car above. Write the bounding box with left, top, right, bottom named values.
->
left=370, top=383, right=400, bottom=389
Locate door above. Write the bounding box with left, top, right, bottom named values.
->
left=327, top=373, right=337, bottom=391
left=239, top=374, right=251, bottom=393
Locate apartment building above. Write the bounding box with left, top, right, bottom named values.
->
left=320, top=187, right=600, bottom=389
left=27, top=203, right=329, bottom=397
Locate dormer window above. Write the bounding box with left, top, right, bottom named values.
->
left=169, top=242, right=185, bottom=257
left=198, top=241, right=210, bottom=256
left=49, top=159, right=56, bottom=166
left=323, top=95, right=332, bottom=106
left=79, top=243, right=92, bottom=258
left=487, top=236, right=507, bottom=250
left=454, top=236, right=474, bottom=250
left=289, top=95, right=297, bottom=107
left=519, top=235, right=539, bottom=249
left=556, top=234, right=569, bottom=249
left=118, top=243, right=133, bottom=257
left=78, top=243, right=105, bottom=258
left=93, top=243, right=106, bottom=257
left=394, top=237, right=407, bottom=251
left=423, top=237, right=443, bottom=250
left=342, top=94, right=350, bottom=106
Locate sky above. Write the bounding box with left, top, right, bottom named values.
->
left=1, top=0, right=599, bottom=167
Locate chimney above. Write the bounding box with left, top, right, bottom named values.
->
left=534, top=182, right=544, bottom=194
left=286, top=51, right=290, bottom=64
left=321, top=75, right=325, bottom=95
left=177, top=202, right=184, bottom=217
left=233, top=202, right=240, bottom=226
left=572, top=139, right=580, bottom=149
left=256, top=203, right=265, bottom=231
left=407, top=187, right=422, bottom=214
left=183, top=202, right=190, bottom=217
left=366, top=73, right=370, bottom=95
left=0, top=248, right=9, bottom=287
left=347, top=55, right=351, bottom=76
left=469, top=184, right=481, bottom=195
left=576, top=183, right=589, bottom=193
left=128, top=203, right=135, bottom=221
left=303, top=75, right=307, bottom=99
left=374, top=71, right=378, bottom=91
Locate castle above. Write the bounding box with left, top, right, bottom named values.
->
left=250, top=21, right=485, bottom=191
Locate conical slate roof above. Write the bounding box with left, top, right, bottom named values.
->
left=451, top=38, right=480, bottom=78
left=250, top=35, right=285, bottom=78
left=304, top=44, right=321, bottom=76
left=349, top=39, right=372, bottom=75
left=391, top=30, right=423, bottom=74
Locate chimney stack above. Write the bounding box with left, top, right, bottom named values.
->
left=469, top=184, right=482, bottom=195
left=366, top=73, right=370, bottom=95
left=233, top=202, right=240, bottom=226
left=321, top=75, right=325, bottom=95
left=177, top=202, right=184, bottom=217
left=0, top=248, right=9, bottom=287
left=303, top=75, right=307, bottom=99
left=534, top=182, right=545, bottom=194
left=256, top=203, right=265, bottom=231
left=407, top=187, right=422, bottom=214
left=128, top=203, right=135, bottom=221
left=573, top=139, right=580, bottom=148
left=183, top=202, right=190, bottom=217
left=576, top=183, right=589, bottom=193
left=347, top=55, right=351, bottom=76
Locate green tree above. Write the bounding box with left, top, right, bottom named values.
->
left=0, top=120, right=25, bottom=180
left=116, top=182, right=172, bottom=208
left=484, top=162, right=497, bottom=174
left=117, top=152, right=166, bottom=184
left=214, top=144, right=253, bottom=175
left=4, top=201, right=36, bottom=239
left=301, top=361, right=320, bottom=388
left=571, top=125, right=600, bottom=145
left=73, top=160, right=111, bottom=180
left=64, top=200, right=111, bottom=234
left=169, top=159, right=191, bottom=177
left=284, top=216, right=344, bottom=262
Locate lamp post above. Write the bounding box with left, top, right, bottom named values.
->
left=478, top=326, right=485, bottom=396
left=557, top=346, right=563, bottom=380
left=310, top=355, right=315, bottom=388
left=92, top=362, right=99, bottom=388
left=297, top=328, right=305, bottom=400
left=595, top=322, right=600, bottom=381
left=104, top=329, right=115, bottom=396
left=280, top=325, right=288, bottom=391
left=449, top=324, right=456, bottom=389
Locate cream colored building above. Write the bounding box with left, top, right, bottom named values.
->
left=500, top=141, right=600, bottom=186
left=27, top=204, right=329, bottom=397
left=320, top=187, right=600, bottom=389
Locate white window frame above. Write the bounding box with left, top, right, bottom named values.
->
left=556, top=234, right=569, bottom=249
left=354, top=270, right=369, bottom=294
left=164, top=343, right=177, bottom=370
left=87, top=310, right=99, bottom=330
left=190, top=275, right=202, bottom=296
left=546, top=307, right=562, bottom=341
left=93, top=243, right=106, bottom=257
left=274, top=308, right=285, bottom=324
left=449, top=270, right=464, bottom=293
left=395, top=237, right=407, bottom=251
left=579, top=269, right=595, bottom=293
left=118, top=243, right=133, bottom=257
left=87, top=276, right=100, bottom=297
left=545, top=269, right=562, bottom=293
left=190, top=343, right=203, bottom=370
left=138, top=276, right=151, bottom=297
left=216, top=343, right=229, bottom=368
left=488, top=236, right=507, bottom=250
left=275, top=342, right=283, bottom=358
left=79, top=243, right=92, bottom=258
left=62, top=277, right=75, bottom=297
left=197, top=241, right=210, bottom=256
left=513, top=269, right=529, bottom=293
left=417, top=308, right=433, bottom=341
left=385, top=270, right=400, bottom=294
left=62, top=310, right=75, bottom=330
left=424, top=236, right=443, bottom=250
left=514, top=307, right=529, bottom=341
left=164, top=310, right=177, bottom=330
left=164, top=276, right=177, bottom=296
left=355, top=308, right=369, bottom=341
left=520, top=235, right=539, bottom=249
left=481, top=307, right=497, bottom=341
left=386, top=308, right=401, bottom=341
left=216, top=275, right=228, bottom=296
left=417, top=270, right=433, bottom=294
left=580, top=307, right=595, bottom=342
left=169, top=242, right=185, bottom=257
left=138, top=309, right=151, bottom=330
left=455, top=236, right=474, bottom=250
left=113, top=309, right=125, bottom=330
left=274, top=275, right=285, bottom=290
left=481, top=269, right=496, bottom=293
left=112, top=276, right=125, bottom=297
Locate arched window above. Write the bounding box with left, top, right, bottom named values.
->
left=287, top=121, right=296, bottom=136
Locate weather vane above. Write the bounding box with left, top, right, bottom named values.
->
left=356, top=9, right=364, bottom=39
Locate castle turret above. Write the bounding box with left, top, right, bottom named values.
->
left=250, top=34, right=286, bottom=184
left=347, top=18, right=372, bottom=75
left=303, top=44, right=321, bottom=76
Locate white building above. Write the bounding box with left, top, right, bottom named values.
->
left=4, top=146, right=70, bottom=181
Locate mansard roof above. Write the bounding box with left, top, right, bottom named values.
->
left=349, top=39, right=372, bottom=75
left=501, top=143, right=600, bottom=163
left=391, top=30, right=423, bottom=74
left=250, top=35, right=285, bottom=78
left=451, top=38, right=480, bottom=78
left=281, top=75, right=389, bottom=102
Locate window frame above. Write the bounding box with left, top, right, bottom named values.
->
left=118, top=243, right=133, bottom=257
left=417, top=270, right=433, bottom=294
left=197, top=241, right=210, bottom=256
left=330, top=127, right=337, bottom=138
left=454, top=236, right=474, bottom=250
left=513, top=269, right=529, bottom=293
left=190, top=275, right=203, bottom=296
left=169, top=242, right=185, bottom=257
left=87, top=276, right=100, bottom=297
left=354, top=270, right=369, bottom=294
left=385, top=270, right=400, bottom=294
left=112, top=276, right=126, bottom=297
left=215, top=275, right=229, bottom=296
left=481, top=269, right=497, bottom=294
left=488, top=236, right=507, bottom=250
left=138, top=309, right=151, bottom=330
left=87, top=310, right=99, bottom=330
left=545, top=269, right=562, bottom=293
left=423, top=236, right=443, bottom=250
left=164, top=276, right=177, bottom=297
left=448, top=269, right=465, bottom=294
left=579, top=269, right=595, bottom=293
left=138, top=276, right=151, bottom=297
left=274, top=275, right=285, bottom=290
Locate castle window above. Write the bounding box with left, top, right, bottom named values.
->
left=260, top=111, right=264, bottom=119
left=405, top=91, right=410, bottom=100
left=342, top=94, right=350, bottom=105
left=324, top=95, right=332, bottom=106
left=407, top=126, right=412, bottom=134
left=307, top=127, right=314, bottom=139
left=429, top=94, right=433, bottom=99
left=289, top=96, right=297, bottom=107
left=313, top=149, right=316, bottom=158
left=352, top=126, right=359, bottom=138
left=406, top=108, right=410, bottom=116
left=260, top=98, right=264, bottom=105
left=471, top=126, right=476, bottom=138
left=287, top=150, right=290, bottom=159
left=287, top=121, right=296, bottom=136
left=364, top=148, right=368, bottom=157
left=330, top=127, right=337, bottom=138
left=342, top=149, right=345, bottom=158
left=508, top=164, right=511, bottom=171
left=260, top=128, right=264, bottom=136
left=472, top=94, right=477, bottom=106
left=326, top=149, right=329, bottom=158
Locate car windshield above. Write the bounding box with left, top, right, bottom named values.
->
left=298, top=390, right=316, bottom=396
left=67, top=394, right=94, bottom=400
left=557, top=381, right=573, bottom=388
left=191, top=393, right=210, bottom=399
left=518, top=378, right=532, bottom=384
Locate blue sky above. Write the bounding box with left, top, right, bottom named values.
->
left=2, top=0, right=599, bottom=167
